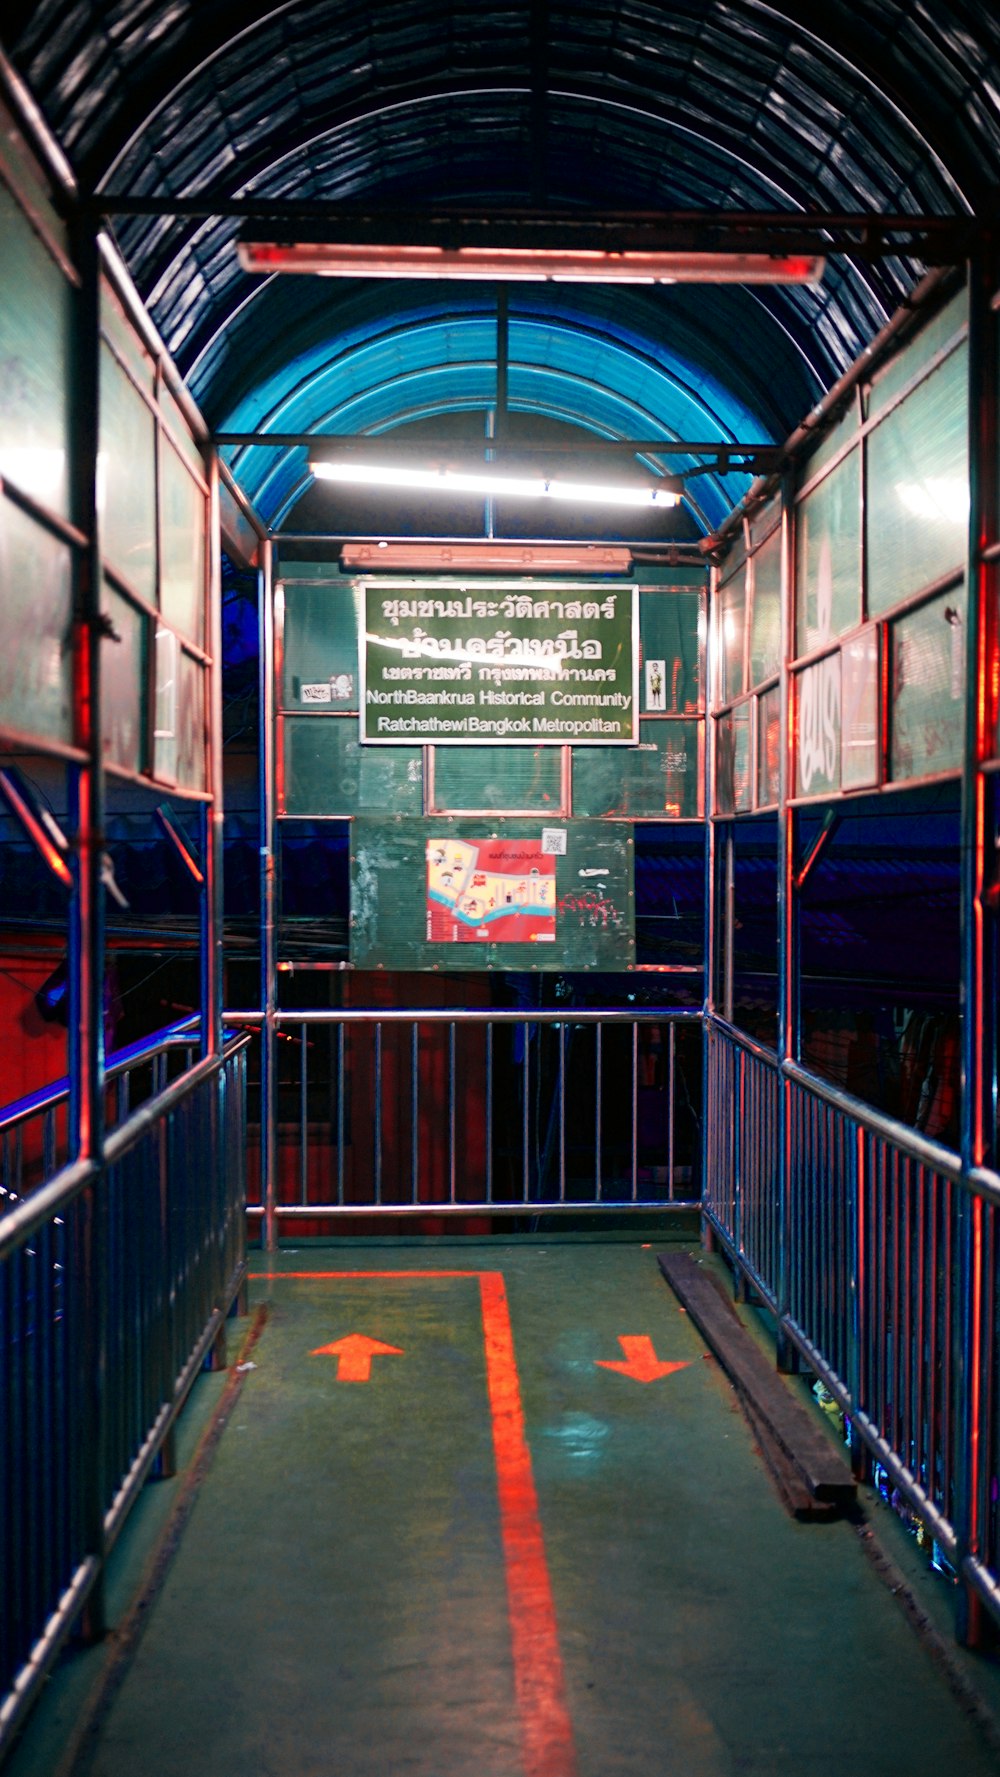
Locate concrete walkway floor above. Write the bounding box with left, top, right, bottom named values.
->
left=9, top=1241, right=1000, bottom=1777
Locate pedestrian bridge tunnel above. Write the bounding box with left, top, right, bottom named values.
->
left=1, top=3, right=1000, bottom=1766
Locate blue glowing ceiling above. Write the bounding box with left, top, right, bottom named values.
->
left=6, top=0, right=1000, bottom=538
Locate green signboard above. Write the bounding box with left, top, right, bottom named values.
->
left=360, top=578, right=637, bottom=745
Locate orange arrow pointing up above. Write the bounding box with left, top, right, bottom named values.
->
left=595, top=1335, right=690, bottom=1383
left=311, top=1334, right=404, bottom=1382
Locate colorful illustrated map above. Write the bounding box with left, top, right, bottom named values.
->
left=426, top=838, right=556, bottom=943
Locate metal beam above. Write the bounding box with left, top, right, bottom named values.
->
left=216, top=430, right=782, bottom=461
left=84, top=197, right=975, bottom=255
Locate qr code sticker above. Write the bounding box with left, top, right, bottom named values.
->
left=541, top=828, right=567, bottom=855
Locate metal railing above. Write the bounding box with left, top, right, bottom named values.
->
left=225, top=1008, right=702, bottom=1229
left=0, top=1028, right=251, bottom=1760
left=704, top=1014, right=1000, bottom=1631
left=0, top=1023, right=201, bottom=1214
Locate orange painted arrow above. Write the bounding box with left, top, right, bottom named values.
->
left=310, top=1334, right=404, bottom=1382
left=595, top=1336, right=691, bottom=1383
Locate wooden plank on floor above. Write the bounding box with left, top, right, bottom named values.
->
left=658, top=1251, right=856, bottom=1508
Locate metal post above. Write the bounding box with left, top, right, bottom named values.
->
left=69, top=220, right=108, bottom=1641
left=956, top=244, right=999, bottom=1644
left=203, top=451, right=225, bottom=1061
left=259, top=538, right=279, bottom=1251
left=776, top=469, right=798, bottom=1372
left=702, top=568, right=718, bottom=1241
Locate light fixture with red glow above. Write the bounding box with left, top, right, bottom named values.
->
left=238, top=241, right=826, bottom=285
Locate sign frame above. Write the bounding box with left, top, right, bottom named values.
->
left=359, top=576, right=639, bottom=747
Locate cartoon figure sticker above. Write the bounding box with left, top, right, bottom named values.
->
left=645, top=659, right=666, bottom=710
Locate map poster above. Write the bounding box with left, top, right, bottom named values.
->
left=427, top=837, right=557, bottom=943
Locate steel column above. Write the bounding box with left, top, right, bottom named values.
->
left=776, top=469, right=798, bottom=1370
left=68, top=220, right=108, bottom=1641
left=259, top=539, right=279, bottom=1250
left=956, top=246, right=1000, bottom=1643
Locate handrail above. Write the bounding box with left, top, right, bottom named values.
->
left=104, top=1032, right=253, bottom=1169
left=0, top=1032, right=253, bottom=1259
left=706, top=1014, right=781, bottom=1070
left=781, top=1056, right=962, bottom=1182
left=0, top=1018, right=202, bottom=1134
left=0, top=1156, right=98, bottom=1262
left=223, top=1007, right=702, bottom=1027
left=705, top=1012, right=964, bottom=1183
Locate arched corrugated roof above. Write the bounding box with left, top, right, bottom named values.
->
left=5, top=0, right=1000, bottom=535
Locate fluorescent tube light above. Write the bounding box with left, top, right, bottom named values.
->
left=240, top=242, right=825, bottom=285
left=309, top=460, right=683, bottom=507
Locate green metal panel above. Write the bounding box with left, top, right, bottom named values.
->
left=0, top=492, right=73, bottom=745
left=868, top=287, right=967, bottom=419
left=176, top=650, right=207, bottom=792
left=281, top=579, right=359, bottom=706
left=719, top=572, right=746, bottom=704
left=796, top=447, right=862, bottom=655
left=102, top=583, right=146, bottom=773
left=866, top=345, right=968, bottom=619
left=0, top=182, right=72, bottom=521
left=99, top=341, right=157, bottom=605
left=750, top=526, right=782, bottom=686
left=890, top=586, right=966, bottom=781
left=350, top=816, right=634, bottom=970
left=572, top=719, right=700, bottom=818
left=757, top=686, right=780, bottom=806
left=283, top=715, right=422, bottom=816
left=432, top=745, right=563, bottom=812
left=795, top=654, right=842, bottom=798
left=801, top=401, right=859, bottom=482
left=639, top=586, right=702, bottom=713
left=160, top=437, right=206, bottom=648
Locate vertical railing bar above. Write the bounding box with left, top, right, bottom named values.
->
left=299, top=1023, right=308, bottom=1206
left=336, top=1022, right=345, bottom=1207
left=668, top=1020, right=676, bottom=1202
left=631, top=1021, right=638, bottom=1203
left=558, top=1023, right=566, bottom=1204
left=522, top=1021, right=530, bottom=1203
left=903, top=1156, right=914, bottom=1475
left=892, top=1147, right=902, bottom=1455
left=928, top=1170, right=940, bottom=1509
left=411, top=1023, right=420, bottom=1206
left=943, top=1175, right=954, bottom=1520
left=595, top=1022, right=603, bottom=1202
left=43, top=1109, right=56, bottom=1184
left=449, top=1022, right=457, bottom=1208
left=374, top=1022, right=383, bottom=1206
left=918, top=1162, right=929, bottom=1498
left=485, top=1023, right=494, bottom=1204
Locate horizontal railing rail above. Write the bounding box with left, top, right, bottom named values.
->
left=704, top=1012, right=1000, bottom=1640
left=0, top=1021, right=203, bottom=1220
left=224, top=1007, right=703, bottom=1223
left=0, top=1030, right=251, bottom=1763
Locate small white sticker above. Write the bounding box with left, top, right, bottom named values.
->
left=302, top=683, right=332, bottom=704
left=578, top=867, right=610, bottom=878
left=541, top=828, right=568, bottom=855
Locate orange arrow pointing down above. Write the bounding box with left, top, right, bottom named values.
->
left=311, top=1334, right=405, bottom=1382
left=595, top=1336, right=691, bottom=1383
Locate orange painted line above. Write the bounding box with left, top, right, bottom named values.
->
left=252, top=1268, right=578, bottom=1777
left=478, top=1271, right=578, bottom=1777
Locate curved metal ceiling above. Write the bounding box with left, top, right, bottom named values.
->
left=5, top=1, right=1000, bottom=536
